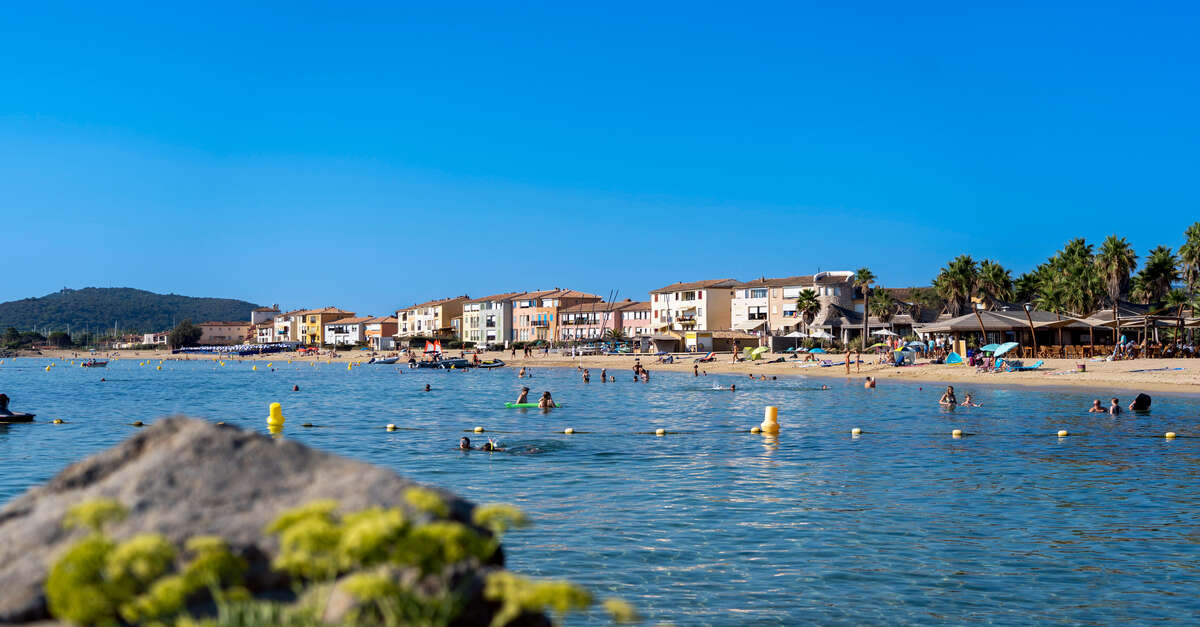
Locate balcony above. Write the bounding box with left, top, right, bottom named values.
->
left=532, top=319, right=551, bottom=327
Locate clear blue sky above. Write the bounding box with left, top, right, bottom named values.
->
left=3, top=1, right=1198, bottom=316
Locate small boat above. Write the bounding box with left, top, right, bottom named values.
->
left=414, top=361, right=440, bottom=369
left=371, top=357, right=399, bottom=365
left=0, top=412, right=35, bottom=423
left=437, top=358, right=471, bottom=369
left=81, top=360, right=108, bottom=368
left=477, top=359, right=506, bottom=369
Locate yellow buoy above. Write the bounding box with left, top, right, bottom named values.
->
left=386, top=424, right=397, bottom=431
left=655, top=428, right=666, bottom=436
left=1165, top=432, right=1177, bottom=439
left=267, top=402, right=285, bottom=427
left=267, top=362, right=272, bottom=368
left=347, top=363, right=352, bottom=371
left=474, top=426, right=485, bottom=433
left=252, top=365, right=257, bottom=371
left=52, top=418, right=64, bottom=424
left=750, top=426, right=761, bottom=434
left=45, top=365, right=51, bottom=372
left=851, top=427, right=862, bottom=436
left=759, top=406, right=780, bottom=434
left=952, top=429, right=963, bottom=438
left=156, top=365, right=162, bottom=370
left=564, top=427, right=575, bottom=434
left=1057, top=430, right=1069, bottom=437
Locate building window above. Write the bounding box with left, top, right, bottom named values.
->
left=749, top=288, right=767, bottom=299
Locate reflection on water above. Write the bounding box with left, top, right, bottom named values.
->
left=2, top=359, right=1200, bottom=624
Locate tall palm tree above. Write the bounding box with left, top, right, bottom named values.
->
left=604, top=328, right=627, bottom=342
left=1014, top=272, right=1040, bottom=303
left=869, top=290, right=898, bottom=326
left=977, top=260, right=1014, bottom=305
left=1096, top=235, right=1138, bottom=342
left=1135, top=245, right=1179, bottom=305
left=934, top=255, right=978, bottom=316
left=1179, top=221, right=1200, bottom=297
left=1166, top=289, right=1189, bottom=342
left=854, top=268, right=876, bottom=344
left=795, top=289, right=821, bottom=329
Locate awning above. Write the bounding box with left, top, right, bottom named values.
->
left=649, top=334, right=679, bottom=342
left=733, top=320, right=767, bottom=331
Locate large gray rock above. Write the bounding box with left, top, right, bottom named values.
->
left=0, top=417, right=497, bottom=623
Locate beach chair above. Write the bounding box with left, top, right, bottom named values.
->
left=694, top=352, right=715, bottom=363
left=1007, top=360, right=1044, bottom=372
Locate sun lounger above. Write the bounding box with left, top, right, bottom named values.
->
left=694, top=352, right=715, bottom=363
left=1006, top=360, right=1044, bottom=372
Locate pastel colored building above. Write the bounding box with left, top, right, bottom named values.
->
left=620, top=301, right=652, bottom=338
left=299, top=307, right=356, bottom=345
left=364, top=316, right=399, bottom=350
left=650, top=279, right=739, bottom=333
left=396, top=296, right=470, bottom=339
left=512, top=289, right=602, bottom=342
left=273, top=309, right=307, bottom=343
left=250, top=306, right=280, bottom=325
left=197, top=321, right=253, bottom=345
left=558, top=299, right=649, bottom=341
left=253, top=321, right=275, bottom=344
left=461, top=291, right=525, bottom=348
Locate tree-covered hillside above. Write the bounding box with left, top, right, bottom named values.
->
left=0, top=288, right=261, bottom=333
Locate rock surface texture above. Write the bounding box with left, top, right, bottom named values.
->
left=0, top=417, right=495, bottom=623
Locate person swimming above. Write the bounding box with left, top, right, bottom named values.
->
left=480, top=439, right=504, bottom=452
left=1088, top=399, right=1105, bottom=413
left=518, top=367, right=527, bottom=378
left=459, top=437, right=472, bottom=450
left=959, top=393, right=981, bottom=407
left=1109, top=397, right=1121, bottom=415
left=601, top=368, right=607, bottom=382
left=939, top=386, right=957, bottom=406
left=538, top=391, right=556, bottom=409
left=424, top=384, right=431, bottom=392
left=515, top=386, right=530, bottom=404
left=582, top=369, right=590, bottom=383
left=864, top=376, right=876, bottom=388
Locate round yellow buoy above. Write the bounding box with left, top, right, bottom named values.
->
left=474, top=426, right=485, bottom=433
left=347, top=363, right=352, bottom=371
left=266, top=402, right=285, bottom=427
left=45, top=365, right=51, bottom=372
left=851, top=427, right=862, bottom=436
left=759, top=406, right=780, bottom=434
left=386, top=424, right=397, bottom=431
left=655, top=428, right=666, bottom=436
left=252, top=365, right=257, bottom=371
left=52, top=418, right=64, bottom=424
left=156, top=365, right=162, bottom=371
left=750, top=426, right=761, bottom=434
left=564, top=427, right=575, bottom=434
left=951, top=429, right=963, bottom=438
left=1165, top=432, right=1177, bottom=439
left=1057, top=430, right=1069, bottom=437
left=267, top=362, right=272, bottom=368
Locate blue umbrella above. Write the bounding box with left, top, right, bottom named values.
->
left=809, top=348, right=827, bottom=354
left=980, top=343, right=1001, bottom=353
left=994, top=341, right=1020, bottom=357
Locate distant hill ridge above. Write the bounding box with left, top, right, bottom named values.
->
left=0, top=288, right=262, bottom=333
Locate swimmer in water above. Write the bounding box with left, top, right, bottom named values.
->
left=424, top=384, right=431, bottom=392
left=939, top=386, right=957, bottom=406
left=864, top=376, right=875, bottom=388
left=515, top=386, right=530, bottom=404
left=1109, top=397, right=1121, bottom=415
left=821, top=385, right=829, bottom=390
left=459, top=437, right=472, bottom=450
left=601, top=368, right=607, bottom=382
left=480, top=439, right=504, bottom=452
left=694, top=364, right=699, bottom=377
left=518, top=367, right=526, bottom=378
left=1088, top=399, right=1105, bottom=413
left=959, top=393, right=981, bottom=407
left=582, top=369, right=590, bottom=383
left=538, top=391, right=556, bottom=409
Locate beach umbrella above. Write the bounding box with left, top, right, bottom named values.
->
left=866, top=342, right=888, bottom=349
left=994, top=341, right=1019, bottom=357
left=809, top=348, right=827, bottom=354
left=808, top=330, right=834, bottom=339
left=980, top=343, right=1001, bottom=353
left=784, top=331, right=805, bottom=338
left=751, top=346, right=769, bottom=358
left=870, top=329, right=898, bottom=336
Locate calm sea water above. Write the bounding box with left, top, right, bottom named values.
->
left=2, top=357, right=1198, bottom=625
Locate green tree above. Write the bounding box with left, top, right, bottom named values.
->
left=603, top=328, right=626, bottom=342
left=794, top=289, right=821, bottom=327
left=934, top=255, right=978, bottom=316
left=1095, top=235, right=1139, bottom=338
left=1014, top=272, right=1040, bottom=303
left=48, top=331, right=73, bottom=348
left=1133, top=245, right=1179, bottom=304
left=167, top=320, right=203, bottom=349
left=869, top=290, right=898, bottom=325
left=2, top=326, right=18, bottom=345
left=854, top=268, right=876, bottom=344
left=1179, top=221, right=1200, bottom=295
left=977, top=260, right=1014, bottom=304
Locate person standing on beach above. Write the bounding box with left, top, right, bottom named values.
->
left=845, top=350, right=852, bottom=374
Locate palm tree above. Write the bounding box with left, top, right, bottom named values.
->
left=795, top=289, right=821, bottom=329
left=869, top=290, right=898, bottom=326
left=1096, top=235, right=1138, bottom=343
left=1135, top=245, right=1179, bottom=304
left=1014, top=272, right=1040, bottom=303
left=1179, top=221, right=1200, bottom=296
left=854, top=268, right=876, bottom=344
left=977, top=260, right=1014, bottom=305
left=934, top=255, right=978, bottom=316
left=1166, top=289, right=1188, bottom=342
left=603, top=328, right=626, bottom=342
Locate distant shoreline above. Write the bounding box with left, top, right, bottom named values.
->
left=19, top=348, right=1200, bottom=396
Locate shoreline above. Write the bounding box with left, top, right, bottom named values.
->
left=21, top=349, right=1200, bottom=395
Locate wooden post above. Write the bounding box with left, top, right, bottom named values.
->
left=973, top=305, right=988, bottom=346
left=1023, top=305, right=1038, bottom=358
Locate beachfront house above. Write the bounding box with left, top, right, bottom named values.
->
left=620, top=301, right=652, bottom=339
left=396, top=296, right=469, bottom=340
left=364, top=316, right=398, bottom=350
left=253, top=321, right=274, bottom=344
left=558, top=299, right=646, bottom=342
left=512, top=289, right=603, bottom=342
left=197, top=321, right=253, bottom=345
left=731, top=275, right=833, bottom=337
left=323, top=316, right=371, bottom=346
left=250, top=306, right=280, bottom=325
left=141, top=332, right=168, bottom=346
left=650, top=279, right=739, bottom=333
left=461, top=291, right=524, bottom=349
left=272, top=309, right=307, bottom=343
left=299, top=307, right=356, bottom=345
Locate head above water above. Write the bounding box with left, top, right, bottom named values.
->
left=459, top=437, right=470, bottom=449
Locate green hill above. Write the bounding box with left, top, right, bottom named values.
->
left=0, top=288, right=262, bottom=333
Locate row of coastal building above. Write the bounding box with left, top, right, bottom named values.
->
left=172, top=270, right=906, bottom=352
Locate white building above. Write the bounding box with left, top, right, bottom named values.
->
left=251, top=306, right=280, bottom=325
left=461, top=291, right=523, bottom=348
left=650, top=279, right=740, bottom=333
left=323, top=317, right=371, bottom=346
left=273, top=310, right=306, bottom=343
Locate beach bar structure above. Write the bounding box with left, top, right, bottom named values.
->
left=916, top=307, right=1111, bottom=359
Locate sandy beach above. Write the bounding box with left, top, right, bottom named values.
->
left=29, top=348, right=1200, bottom=396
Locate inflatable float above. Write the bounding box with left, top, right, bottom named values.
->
left=504, top=402, right=562, bottom=408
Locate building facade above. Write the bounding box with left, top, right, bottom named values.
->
left=250, top=306, right=280, bottom=325
left=650, top=279, right=739, bottom=333
left=197, top=321, right=252, bottom=345
left=299, top=307, right=355, bottom=345
left=396, top=296, right=469, bottom=339
left=558, top=299, right=650, bottom=341
left=461, top=291, right=524, bottom=348
left=620, top=301, right=652, bottom=338
left=364, top=316, right=399, bottom=350
left=512, top=289, right=602, bottom=342
left=323, top=317, right=371, bottom=346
